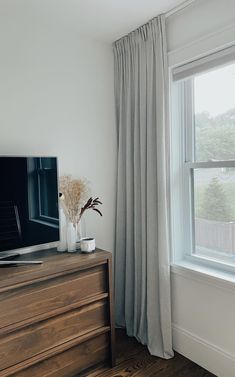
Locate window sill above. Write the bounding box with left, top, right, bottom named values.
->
left=171, top=261, right=235, bottom=293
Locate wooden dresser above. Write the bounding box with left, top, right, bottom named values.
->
left=0, top=249, right=115, bottom=377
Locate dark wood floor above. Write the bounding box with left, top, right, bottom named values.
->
left=86, top=330, right=215, bottom=377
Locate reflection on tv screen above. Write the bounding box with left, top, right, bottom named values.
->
left=0, top=157, right=59, bottom=252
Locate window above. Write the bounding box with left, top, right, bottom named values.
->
left=171, top=48, right=235, bottom=271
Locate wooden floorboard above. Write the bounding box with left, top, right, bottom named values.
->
left=84, top=329, right=216, bottom=377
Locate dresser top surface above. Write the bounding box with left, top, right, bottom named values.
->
left=0, top=248, right=111, bottom=291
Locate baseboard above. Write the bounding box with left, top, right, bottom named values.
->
left=172, top=324, right=235, bottom=377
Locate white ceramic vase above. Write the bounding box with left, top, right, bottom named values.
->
left=57, top=206, right=68, bottom=252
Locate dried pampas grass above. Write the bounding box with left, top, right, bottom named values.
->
left=59, top=175, right=90, bottom=226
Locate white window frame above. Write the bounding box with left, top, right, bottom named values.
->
left=170, top=51, right=235, bottom=274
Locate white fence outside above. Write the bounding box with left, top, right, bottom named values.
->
left=195, top=218, right=235, bottom=255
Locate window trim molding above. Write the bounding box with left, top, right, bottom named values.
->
left=170, top=55, right=235, bottom=274
left=171, top=262, right=235, bottom=293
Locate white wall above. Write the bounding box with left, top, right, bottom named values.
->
left=0, top=1, right=116, bottom=252
left=167, top=1, right=235, bottom=376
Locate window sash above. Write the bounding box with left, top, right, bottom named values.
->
left=187, top=160, right=235, bottom=169
left=184, top=164, right=235, bottom=268
left=185, top=162, right=235, bottom=256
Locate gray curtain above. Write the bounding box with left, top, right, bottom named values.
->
left=113, top=15, right=173, bottom=359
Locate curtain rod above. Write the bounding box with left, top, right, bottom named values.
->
left=165, top=0, right=196, bottom=18
left=113, top=0, right=196, bottom=44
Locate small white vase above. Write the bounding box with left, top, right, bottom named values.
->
left=57, top=207, right=67, bottom=252
left=67, top=222, right=77, bottom=252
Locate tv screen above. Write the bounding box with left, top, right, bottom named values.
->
left=0, top=157, right=59, bottom=253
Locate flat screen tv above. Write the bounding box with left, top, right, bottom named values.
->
left=0, top=156, right=59, bottom=259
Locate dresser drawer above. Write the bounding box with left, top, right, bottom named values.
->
left=11, top=332, right=109, bottom=377
left=0, top=300, right=108, bottom=372
left=0, top=265, right=107, bottom=331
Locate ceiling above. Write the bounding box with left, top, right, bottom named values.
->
left=1, top=0, right=186, bottom=43
left=52, top=0, right=186, bottom=42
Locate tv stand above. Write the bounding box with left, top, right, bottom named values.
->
left=0, top=248, right=115, bottom=376
left=0, top=260, right=43, bottom=266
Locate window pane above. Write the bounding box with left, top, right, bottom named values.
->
left=194, top=63, right=235, bottom=162
left=194, top=168, right=235, bottom=258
